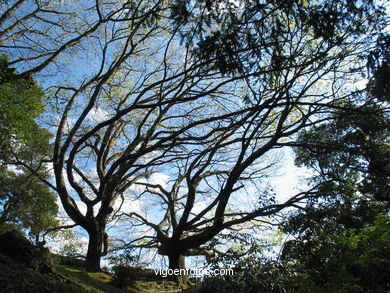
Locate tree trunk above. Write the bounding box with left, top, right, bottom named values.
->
left=168, top=251, right=190, bottom=287
left=85, top=229, right=104, bottom=272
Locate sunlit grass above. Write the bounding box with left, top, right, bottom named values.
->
left=56, top=264, right=186, bottom=293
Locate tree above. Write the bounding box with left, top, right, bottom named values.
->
left=108, top=1, right=388, bottom=283
left=1, top=0, right=387, bottom=275
left=280, top=39, right=390, bottom=291
left=0, top=0, right=118, bottom=77
left=2, top=0, right=206, bottom=271
left=281, top=213, right=390, bottom=292
left=0, top=55, right=58, bottom=241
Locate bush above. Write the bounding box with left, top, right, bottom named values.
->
left=282, top=214, right=390, bottom=293
left=201, top=260, right=298, bottom=293
left=111, top=265, right=138, bottom=288
left=0, top=230, right=53, bottom=273
left=0, top=230, right=86, bottom=292
left=112, top=265, right=163, bottom=288
left=52, top=254, right=85, bottom=268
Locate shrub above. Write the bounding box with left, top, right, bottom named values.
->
left=201, top=259, right=297, bottom=293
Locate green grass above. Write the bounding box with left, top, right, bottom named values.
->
left=0, top=231, right=188, bottom=292
left=56, top=264, right=187, bottom=293
left=56, top=265, right=122, bottom=293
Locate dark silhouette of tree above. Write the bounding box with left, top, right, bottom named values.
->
left=107, top=2, right=388, bottom=283
left=1, top=0, right=387, bottom=275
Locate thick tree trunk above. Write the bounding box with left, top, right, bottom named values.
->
left=167, top=250, right=190, bottom=287
left=85, top=229, right=104, bottom=272
left=168, top=252, right=185, bottom=270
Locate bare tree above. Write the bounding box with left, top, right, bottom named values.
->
left=1, top=0, right=111, bottom=76
left=106, top=0, right=387, bottom=283
left=2, top=0, right=267, bottom=271
left=2, top=0, right=386, bottom=275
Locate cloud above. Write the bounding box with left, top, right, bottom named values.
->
left=191, top=201, right=207, bottom=216
left=113, top=195, right=144, bottom=214
left=87, top=107, right=110, bottom=123
left=149, top=172, right=170, bottom=188
left=269, top=148, right=311, bottom=201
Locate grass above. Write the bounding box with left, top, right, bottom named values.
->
left=56, top=265, right=121, bottom=293
left=56, top=264, right=188, bottom=293
left=0, top=231, right=191, bottom=292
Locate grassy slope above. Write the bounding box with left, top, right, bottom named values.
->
left=56, top=264, right=186, bottom=293
left=0, top=230, right=190, bottom=292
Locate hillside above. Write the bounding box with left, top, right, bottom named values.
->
left=0, top=230, right=192, bottom=293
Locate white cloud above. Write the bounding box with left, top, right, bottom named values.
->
left=113, top=195, right=144, bottom=214
left=149, top=172, right=170, bottom=188
left=269, top=148, right=311, bottom=202
left=191, top=201, right=207, bottom=215
left=87, top=107, right=110, bottom=123
left=129, top=172, right=170, bottom=194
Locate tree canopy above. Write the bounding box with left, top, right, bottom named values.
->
left=279, top=41, right=390, bottom=292
left=0, top=0, right=388, bottom=278
left=0, top=55, right=58, bottom=240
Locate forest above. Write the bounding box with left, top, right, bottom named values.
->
left=0, top=0, right=389, bottom=292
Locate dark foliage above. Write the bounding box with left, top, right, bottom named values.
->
left=201, top=259, right=297, bottom=293
left=171, top=0, right=386, bottom=76
left=0, top=230, right=85, bottom=293
left=279, top=47, right=390, bottom=292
